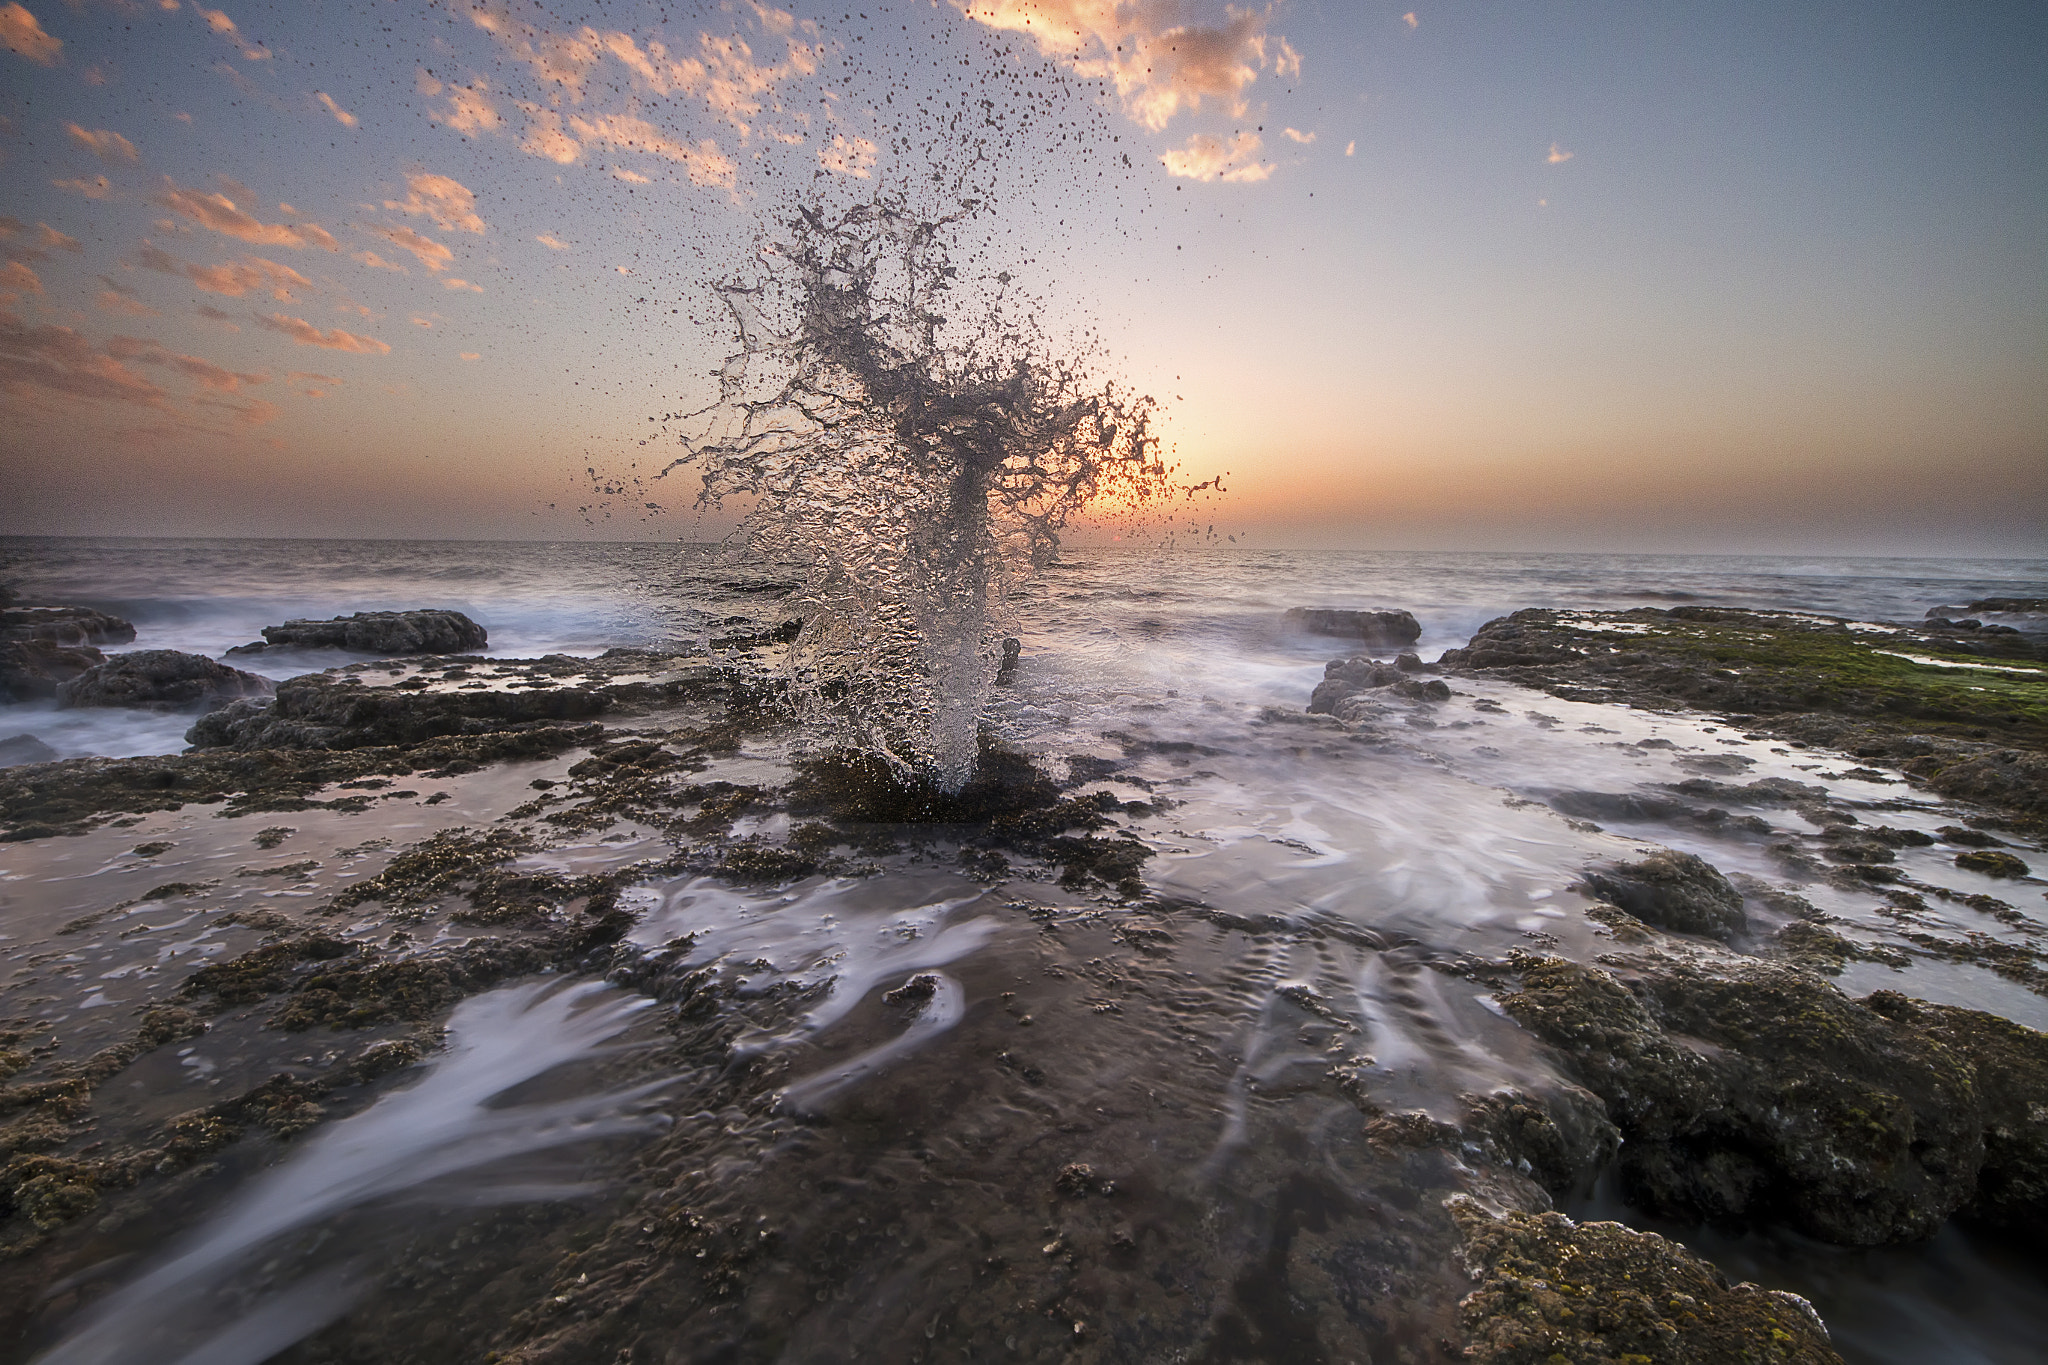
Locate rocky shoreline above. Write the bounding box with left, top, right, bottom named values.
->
left=0, top=599, right=2043, bottom=1361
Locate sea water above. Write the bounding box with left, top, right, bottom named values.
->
left=3, top=535, right=2046, bottom=1364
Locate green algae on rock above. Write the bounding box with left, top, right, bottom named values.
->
left=1493, top=951, right=2048, bottom=1244
left=1440, top=607, right=2048, bottom=821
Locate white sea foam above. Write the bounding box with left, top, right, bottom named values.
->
left=36, top=980, right=665, bottom=1365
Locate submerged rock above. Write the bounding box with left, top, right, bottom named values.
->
left=1307, top=655, right=1452, bottom=715
left=0, top=733, right=59, bottom=766
left=0, top=605, right=136, bottom=648
left=1496, top=951, right=2048, bottom=1244
left=188, top=670, right=609, bottom=750
left=1450, top=1196, right=1843, bottom=1364
left=1285, top=606, right=1422, bottom=646
left=0, top=640, right=106, bottom=702
left=57, top=650, right=273, bottom=713
left=227, top=609, right=488, bottom=657
left=1581, top=849, right=1748, bottom=940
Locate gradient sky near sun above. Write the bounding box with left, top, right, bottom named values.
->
left=1, top=0, right=2043, bottom=554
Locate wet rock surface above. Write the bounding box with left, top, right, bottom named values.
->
left=55, top=649, right=273, bottom=713
left=0, top=610, right=132, bottom=703
left=1450, top=1196, right=1842, bottom=1364
left=1487, top=949, right=2048, bottom=1245
left=1439, top=607, right=2048, bottom=823
left=227, top=608, right=489, bottom=657
left=1285, top=606, right=1423, bottom=646
left=1581, top=849, right=1748, bottom=940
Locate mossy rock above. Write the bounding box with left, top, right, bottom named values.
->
left=1450, top=1197, right=1842, bottom=1364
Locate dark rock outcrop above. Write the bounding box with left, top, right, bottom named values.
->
left=1497, top=953, right=2048, bottom=1244
left=228, top=609, right=488, bottom=657
left=1581, top=849, right=1748, bottom=940
left=188, top=671, right=608, bottom=750
left=1450, top=1197, right=1843, bottom=1364
left=1284, top=607, right=1421, bottom=647
left=57, top=651, right=273, bottom=713
left=0, top=607, right=136, bottom=701
left=1308, top=655, right=1451, bottom=715
left=0, top=606, right=136, bottom=648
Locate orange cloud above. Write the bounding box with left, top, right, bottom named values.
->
left=420, top=70, right=505, bottom=137
left=534, top=232, right=570, bottom=250
left=352, top=249, right=405, bottom=272
left=384, top=172, right=485, bottom=234
left=157, top=181, right=339, bottom=249
left=1283, top=127, right=1314, bottom=144
left=360, top=222, right=453, bottom=272
left=254, top=310, right=391, bottom=353
left=952, top=1, right=1296, bottom=132
left=1, top=260, right=43, bottom=297
left=138, top=243, right=312, bottom=300
left=563, top=113, right=736, bottom=187
left=54, top=174, right=114, bottom=199
left=0, top=309, right=170, bottom=412
left=1, top=3, right=61, bottom=66
left=0, top=217, right=81, bottom=263
left=194, top=5, right=268, bottom=61
left=818, top=133, right=877, bottom=178
left=443, top=277, right=483, bottom=293
left=104, top=334, right=267, bottom=391
left=96, top=275, right=160, bottom=317
left=316, top=92, right=358, bottom=128
left=67, top=122, right=138, bottom=162
left=1547, top=142, right=1574, bottom=164
left=1160, top=130, right=1272, bottom=183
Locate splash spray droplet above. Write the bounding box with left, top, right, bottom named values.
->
left=667, top=193, right=1180, bottom=791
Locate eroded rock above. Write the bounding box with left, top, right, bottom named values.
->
left=1284, top=607, right=1421, bottom=646
left=228, top=609, right=488, bottom=657
left=1581, top=849, right=1748, bottom=940
left=1450, top=1196, right=1842, bottom=1364
left=1497, top=954, right=1995, bottom=1244
left=56, top=650, right=273, bottom=712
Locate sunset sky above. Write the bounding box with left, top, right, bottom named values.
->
left=2, top=1, right=2042, bottom=554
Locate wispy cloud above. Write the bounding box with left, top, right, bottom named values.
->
left=465, top=1, right=825, bottom=140
left=534, top=232, right=570, bottom=250
left=384, top=172, right=486, bottom=234
left=818, top=132, right=877, bottom=178
left=952, top=1, right=1298, bottom=133
left=1160, top=130, right=1272, bottom=183
left=0, top=308, right=169, bottom=412
left=67, top=122, right=139, bottom=162
left=158, top=180, right=339, bottom=249
left=316, top=92, right=357, bottom=128
left=54, top=174, right=114, bottom=200
left=419, top=70, right=505, bottom=137
left=96, top=275, right=159, bottom=317
left=1, top=260, right=44, bottom=298
left=104, top=334, right=267, bottom=391
left=138, top=242, right=312, bottom=300
left=1, top=3, right=62, bottom=66
left=352, top=249, right=405, bottom=272
left=254, top=311, right=391, bottom=353
left=360, top=222, right=453, bottom=272
left=195, top=6, right=269, bottom=61
left=1547, top=141, right=1573, bottom=164
left=1283, top=127, right=1314, bottom=144
left=0, top=217, right=82, bottom=263
left=443, top=277, right=483, bottom=293
left=1403, top=12, right=1418, bottom=30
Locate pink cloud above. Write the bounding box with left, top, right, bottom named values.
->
left=138, top=243, right=313, bottom=300
left=254, top=310, right=391, bottom=354
left=0, top=3, right=62, bottom=66
left=157, top=180, right=339, bottom=249
left=67, top=122, right=138, bottom=162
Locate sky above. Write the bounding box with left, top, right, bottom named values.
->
left=1, top=0, right=2043, bottom=555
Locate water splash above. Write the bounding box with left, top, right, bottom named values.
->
left=662, top=194, right=1188, bottom=790
left=36, top=980, right=666, bottom=1365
